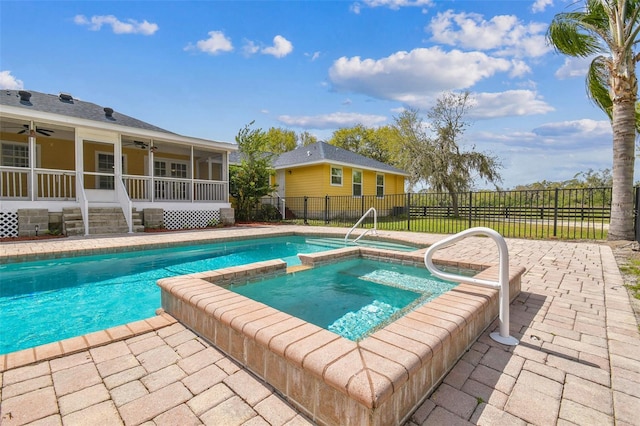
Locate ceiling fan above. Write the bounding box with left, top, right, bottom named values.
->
left=15, top=124, right=55, bottom=136
left=123, top=140, right=157, bottom=151
left=124, top=140, right=149, bottom=149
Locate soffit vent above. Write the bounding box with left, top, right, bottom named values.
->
left=104, top=107, right=114, bottom=118
left=18, top=90, right=32, bottom=103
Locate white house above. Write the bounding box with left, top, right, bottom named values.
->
left=0, top=89, right=237, bottom=237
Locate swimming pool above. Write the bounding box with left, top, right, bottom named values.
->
left=228, top=258, right=458, bottom=340
left=0, top=236, right=418, bottom=354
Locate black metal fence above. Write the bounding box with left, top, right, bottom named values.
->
left=263, top=187, right=615, bottom=240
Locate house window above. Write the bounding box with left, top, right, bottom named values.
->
left=376, top=174, right=384, bottom=197
left=154, top=159, right=189, bottom=199
left=171, top=162, right=188, bottom=178
left=331, top=166, right=342, bottom=186
left=96, top=152, right=126, bottom=189
left=352, top=170, right=362, bottom=197
left=1, top=142, right=29, bottom=167
left=97, top=153, right=115, bottom=189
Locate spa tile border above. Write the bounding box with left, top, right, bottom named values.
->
left=158, top=247, right=524, bottom=425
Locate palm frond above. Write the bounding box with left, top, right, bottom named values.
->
left=587, top=56, right=614, bottom=119
left=547, top=16, right=604, bottom=57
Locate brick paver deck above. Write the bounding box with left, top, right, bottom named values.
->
left=1, top=226, right=639, bottom=425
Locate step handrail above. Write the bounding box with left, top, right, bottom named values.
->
left=424, top=227, right=519, bottom=346
left=345, top=207, right=377, bottom=245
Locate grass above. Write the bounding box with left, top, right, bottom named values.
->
left=620, top=259, right=640, bottom=301
left=286, top=216, right=608, bottom=240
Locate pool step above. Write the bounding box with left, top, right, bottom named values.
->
left=305, top=237, right=418, bottom=252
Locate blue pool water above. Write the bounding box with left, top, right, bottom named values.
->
left=230, top=258, right=458, bottom=341
left=0, top=236, right=418, bottom=354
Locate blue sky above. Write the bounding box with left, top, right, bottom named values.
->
left=0, top=0, right=623, bottom=188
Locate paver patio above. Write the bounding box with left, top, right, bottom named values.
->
left=1, top=226, right=639, bottom=425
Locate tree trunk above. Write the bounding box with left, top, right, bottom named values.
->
left=607, top=98, right=637, bottom=240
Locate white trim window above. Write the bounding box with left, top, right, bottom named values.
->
left=330, top=166, right=343, bottom=186
left=95, top=151, right=126, bottom=189
left=1, top=141, right=29, bottom=167
left=352, top=169, right=362, bottom=197
left=376, top=173, right=384, bottom=198
left=154, top=159, right=189, bottom=178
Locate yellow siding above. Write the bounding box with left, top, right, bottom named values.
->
left=284, top=163, right=405, bottom=198
left=284, top=164, right=327, bottom=197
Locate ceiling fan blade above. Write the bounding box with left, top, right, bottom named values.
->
left=17, top=129, right=27, bottom=134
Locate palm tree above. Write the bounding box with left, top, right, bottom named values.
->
left=547, top=0, right=640, bottom=240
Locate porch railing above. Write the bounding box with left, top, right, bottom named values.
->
left=1, top=167, right=76, bottom=200
left=123, top=175, right=228, bottom=202
left=36, top=169, right=76, bottom=200
left=0, top=168, right=230, bottom=204
left=0, top=167, right=28, bottom=199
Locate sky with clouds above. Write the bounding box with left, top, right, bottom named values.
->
left=0, top=0, right=629, bottom=188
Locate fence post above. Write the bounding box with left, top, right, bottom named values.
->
left=303, top=196, right=308, bottom=225
left=324, top=195, right=329, bottom=224
left=406, top=192, right=411, bottom=231
left=553, top=188, right=559, bottom=237
left=468, top=191, right=473, bottom=228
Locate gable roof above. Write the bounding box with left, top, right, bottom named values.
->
left=0, top=89, right=174, bottom=134
left=273, top=141, right=407, bottom=175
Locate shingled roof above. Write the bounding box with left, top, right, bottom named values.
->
left=273, top=141, right=407, bottom=175
left=0, top=89, right=174, bottom=134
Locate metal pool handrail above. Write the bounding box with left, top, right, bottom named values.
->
left=345, top=207, right=378, bottom=245
left=424, top=227, right=519, bottom=346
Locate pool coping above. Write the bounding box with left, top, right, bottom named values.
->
left=0, top=229, right=423, bottom=370
left=158, top=246, right=524, bottom=425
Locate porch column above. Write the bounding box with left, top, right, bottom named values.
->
left=150, top=140, right=155, bottom=202
left=190, top=145, right=194, bottom=203
left=29, top=122, right=36, bottom=201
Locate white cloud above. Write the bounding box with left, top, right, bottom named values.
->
left=532, top=0, right=553, bottom=13
left=329, top=47, right=512, bottom=106
left=261, top=35, right=293, bottom=58
left=305, top=51, right=321, bottom=61
left=186, top=31, right=234, bottom=55
left=555, top=57, right=593, bottom=79
left=427, top=11, right=550, bottom=58
left=351, top=0, right=433, bottom=14
left=243, top=40, right=260, bottom=56
left=472, top=118, right=613, bottom=186
left=0, top=70, right=24, bottom=89
left=74, top=14, right=158, bottom=35
left=470, top=90, right=554, bottom=119
left=278, top=112, right=387, bottom=129
left=532, top=119, right=611, bottom=141
left=509, top=59, right=532, bottom=78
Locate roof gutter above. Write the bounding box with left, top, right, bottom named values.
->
left=0, top=105, right=237, bottom=152
left=273, top=159, right=409, bottom=176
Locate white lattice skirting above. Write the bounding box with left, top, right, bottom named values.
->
left=163, top=210, right=221, bottom=230
left=0, top=212, right=19, bottom=238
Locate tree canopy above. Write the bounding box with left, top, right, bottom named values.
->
left=392, top=93, right=502, bottom=216
left=229, top=122, right=276, bottom=221
left=327, top=124, right=393, bottom=164
left=263, top=127, right=298, bottom=154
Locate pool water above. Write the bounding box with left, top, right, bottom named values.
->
left=229, top=258, right=458, bottom=341
left=0, top=236, right=418, bottom=354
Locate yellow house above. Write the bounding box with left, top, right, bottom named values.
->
left=260, top=141, right=407, bottom=220
left=272, top=141, right=406, bottom=198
